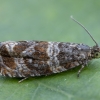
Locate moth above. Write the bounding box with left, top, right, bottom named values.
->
left=0, top=16, right=100, bottom=82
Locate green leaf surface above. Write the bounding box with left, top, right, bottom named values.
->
left=0, top=0, right=100, bottom=100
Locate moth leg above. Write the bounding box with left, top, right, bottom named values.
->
left=77, top=65, right=85, bottom=77
left=18, top=77, right=28, bottom=83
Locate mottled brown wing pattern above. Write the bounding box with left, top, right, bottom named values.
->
left=0, top=41, right=91, bottom=77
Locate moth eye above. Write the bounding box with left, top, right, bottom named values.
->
left=95, top=52, right=100, bottom=58
left=96, top=53, right=98, bottom=56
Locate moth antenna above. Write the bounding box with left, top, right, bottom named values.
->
left=70, top=16, right=98, bottom=46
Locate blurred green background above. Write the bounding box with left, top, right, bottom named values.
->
left=0, top=0, right=100, bottom=100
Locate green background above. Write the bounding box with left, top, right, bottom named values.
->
left=0, top=0, right=100, bottom=100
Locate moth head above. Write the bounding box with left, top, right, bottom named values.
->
left=92, top=46, right=100, bottom=58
